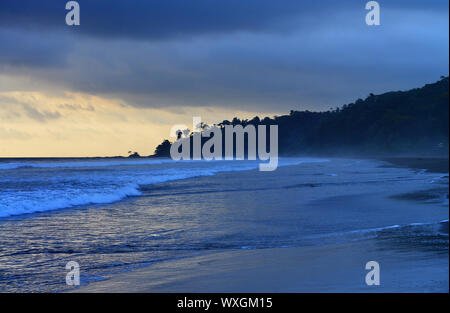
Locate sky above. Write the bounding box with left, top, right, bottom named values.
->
left=0, top=0, right=448, bottom=157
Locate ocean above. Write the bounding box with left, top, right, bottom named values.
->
left=0, top=157, right=448, bottom=292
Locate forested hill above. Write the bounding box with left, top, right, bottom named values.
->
left=153, top=77, right=449, bottom=157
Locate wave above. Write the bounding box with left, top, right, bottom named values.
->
left=0, top=158, right=329, bottom=218
left=0, top=184, right=142, bottom=218
left=0, top=157, right=327, bottom=171
left=0, top=158, right=174, bottom=170
left=303, top=220, right=449, bottom=246
left=0, top=171, right=205, bottom=218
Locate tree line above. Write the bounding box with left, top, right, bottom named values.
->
left=152, top=77, right=449, bottom=158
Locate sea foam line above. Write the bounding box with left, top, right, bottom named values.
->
left=0, top=159, right=175, bottom=170
left=0, top=158, right=329, bottom=218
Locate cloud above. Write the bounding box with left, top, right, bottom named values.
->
left=21, top=103, right=62, bottom=122
left=0, top=0, right=448, bottom=113
left=0, top=1, right=352, bottom=40
left=0, top=94, right=62, bottom=122
left=0, top=28, right=71, bottom=68
left=0, top=1, right=447, bottom=40
left=58, top=103, right=95, bottom=111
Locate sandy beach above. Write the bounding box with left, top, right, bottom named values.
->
left=71, top=236, right=448, bottom=293
left=65, top=157, right=448, bottom=293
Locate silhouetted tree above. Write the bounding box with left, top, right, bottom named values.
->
left=154, top=140, right=172, bottom=157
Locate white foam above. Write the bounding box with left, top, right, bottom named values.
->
left=0, top=184, right=142, bottom=218
left=0, top=158, right=330, bottom=217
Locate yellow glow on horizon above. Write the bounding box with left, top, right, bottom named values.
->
left=0, top=90, right=273, bottom=157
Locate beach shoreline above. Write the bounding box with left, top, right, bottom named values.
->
left=70, top=233, right=448, bottom=293
left=66, top=157, right=449, bottom=293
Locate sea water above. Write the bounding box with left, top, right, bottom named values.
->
left=0, top=157, right=447, bottom=292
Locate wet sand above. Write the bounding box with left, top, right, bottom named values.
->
left=71, top=238, right=448, bottom=293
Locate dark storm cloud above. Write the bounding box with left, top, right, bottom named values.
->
left=0, top=0, right=446, bottom=40
left=0, top=0, right=324, bottom=39
left=0, top=28, right=71, bottom=68
left=0, top=0, right=448, bottom=112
